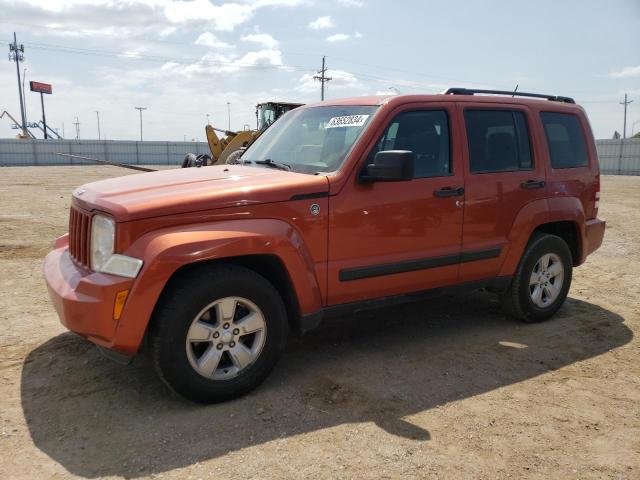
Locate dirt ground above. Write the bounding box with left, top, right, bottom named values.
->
left=0, top=166, right=638, bottom=479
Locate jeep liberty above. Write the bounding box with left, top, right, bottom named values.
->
left=44, top=88, right=606, bottom=403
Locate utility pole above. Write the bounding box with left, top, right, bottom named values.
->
left=61, top=122, right=65, bottom=138
left=226, top=102, right=231, bottom=130
left=134, top=106, right=147, bottom=141
left=9, top=32, right=27, bottom=138
left=95, top=111, right=101, bottom=140
left=22, top=67, right=27, bottom=126
left=313, top=56, right=332, bottom=101
left=73, top=116, right=80, bottom=140
left=620, top=93, right=633, bottom=139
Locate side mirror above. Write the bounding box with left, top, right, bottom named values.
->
left=362, top=150, right=415, bottom=182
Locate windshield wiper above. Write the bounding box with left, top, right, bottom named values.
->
left=253, top=159, right=292, bottom=171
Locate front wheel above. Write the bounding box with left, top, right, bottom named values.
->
left=150, top=264, right=288, bottom=403
left=500, top=233, right=573, bottom=323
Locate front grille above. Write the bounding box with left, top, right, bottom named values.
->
left=69, top=207, right=91, bottom=267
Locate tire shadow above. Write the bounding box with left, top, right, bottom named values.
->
left=21, top=291, right=632, bottom=478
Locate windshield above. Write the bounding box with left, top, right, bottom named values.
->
left=243, top=105, right=378, bottom=174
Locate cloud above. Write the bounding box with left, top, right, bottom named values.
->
left=241, top=33, right=278, bottom=49
left=326, top=33, right=350, bottom=42
left=326, top=32, right=362, bottom=42
left=1, top=0, right=308, bottom=37
left=118, top=50, right=144, bottom=59
left=308, top=16, right=334, bottom=30
left=249, top=0, right=305, bottom=7
left=236, top=49, right=283, bottom=69
left=337, top=0, right=364, bottom=6
left=164, top=0, right=253, bottom=31
left=608, top=66, right=640, bottom=79
left=0, top=0, right=171, bottom=39
left=195, top=32, right=234, bottom=48
left=164, top=0, right=305, bottom=31
left=161, top=48, right=284, bottom=78
left=329, top=69, right=360, bottom=88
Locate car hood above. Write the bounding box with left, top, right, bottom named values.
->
left=72, top=165, right=330, bottom=221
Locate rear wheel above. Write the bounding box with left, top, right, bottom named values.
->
left=150, top=264, right=288, bottom=403
left=500, top=233, right=573, bottom=323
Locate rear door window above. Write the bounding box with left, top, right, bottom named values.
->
left=540, top=112, right=588, bottom=169
left=464, top=110, right=533, bottom=173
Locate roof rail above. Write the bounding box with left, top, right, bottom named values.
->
left=443, top=87, right=575, bottom=104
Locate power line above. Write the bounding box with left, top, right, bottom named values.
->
left=0, top=21, right=521, bottom=90
left=14, top=40, right=316, bottom=73
left=0, top=39, right=528, bottom=96
left=2, top=39, right=445, bottom=92
left=313, top=56, right=332, bottom=101
left=3, top=37, right=626, bottom=112
left=327, top=54, right=498, bottom=88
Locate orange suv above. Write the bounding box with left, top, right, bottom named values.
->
left=44, top=88, right=605, bottom=403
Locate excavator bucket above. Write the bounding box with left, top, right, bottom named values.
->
left=205, top=125, right=227, bottom=162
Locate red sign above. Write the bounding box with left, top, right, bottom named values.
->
left=30, top=81, right=52, bottom=94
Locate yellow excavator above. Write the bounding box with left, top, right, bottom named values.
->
left=182, top=101, right=303, bottom=167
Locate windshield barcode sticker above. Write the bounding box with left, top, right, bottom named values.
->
left=326, top=115, right=370, bottom=128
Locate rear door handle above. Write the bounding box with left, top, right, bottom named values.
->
left=521, top=180, right=545, bottom=189
left=434, top=186, right=465, bottom=198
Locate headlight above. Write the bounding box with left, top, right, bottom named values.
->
left=91, top=215, right=115, bottom=271
left=90, top=215, right=143, bottom=278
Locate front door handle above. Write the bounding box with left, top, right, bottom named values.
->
left=434, top=186, right=465, bottom=198
left=521, top=180, right=545, bottom=189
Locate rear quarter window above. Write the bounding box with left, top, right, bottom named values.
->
left=540, top=112, right=588, bottom=169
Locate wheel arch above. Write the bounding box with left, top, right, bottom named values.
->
left=533, top=221, right=581, bottom=266
left=153, top=255, right=303, bottom=336
left=499, top=196, right=587, bottom=277
left=111, top=219, right=323, bottom=355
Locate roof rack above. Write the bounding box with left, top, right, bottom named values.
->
left=443, top=87, right=575, bottom=104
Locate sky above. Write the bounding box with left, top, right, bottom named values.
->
left=0, top=0, right=639, bottom=141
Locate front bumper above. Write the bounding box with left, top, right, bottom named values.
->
left=44, top=236, right=134, bottom=352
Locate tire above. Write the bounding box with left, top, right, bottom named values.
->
left=225, top=149, right=244, bottom=164
left=500, top=233, right=573, bottom=323
left=150, top=264, right=288, bottom=403
left=181, top=153, right=197, bottom=168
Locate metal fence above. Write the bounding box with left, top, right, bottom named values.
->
left=595, top=139, right=640, bottom=175
left=0, top=139, right=210, bottom=166
left=1, top=138, right=639, bottom=174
